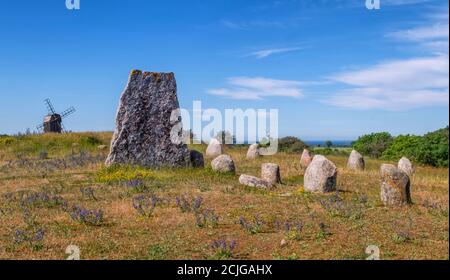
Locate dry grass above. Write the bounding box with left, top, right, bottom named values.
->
left=0, top=133, right=448, bottom=260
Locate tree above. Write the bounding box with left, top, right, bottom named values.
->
left=352, top=132, right=393, bottom=158
left=416, top=127, right=449, bottom=167
left=325, top=140, right=333, bottom=148
left=381, top=135, right=423, bottom=161
left=278, top=137, right=309, bottom=153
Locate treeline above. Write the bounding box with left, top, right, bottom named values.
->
left=352, top=127, right=449, bottom=167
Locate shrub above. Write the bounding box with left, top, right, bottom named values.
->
left=381, top=127, right=449, bottom=167
left=415, top=127, right=449, bottom=167
left=381, top=135, right=423, bottom=161
left=278, top=137, right=309, bottom=153
left=352, top=132, right=393, bottom=158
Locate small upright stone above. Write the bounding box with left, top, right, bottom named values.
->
left=398, top=157, right=414, bottom=176
left=206, top=138, right=223, bottom=157
left=190, top=150, right=204, bottom=168
left=380, top=164, right=412, bottom=206
left=300, top=149, right=313, bottom=168
left=105, top=70, right=190, bottom=167
left=261, top=163, right=282, bottom=185
left=347, top=150, right=365, bottom=171
left=304, top=155, right=337, bottom=193
left=239, top=174, right=274, bottom=189
left=211, top=155, right=235, bottom=174
left=246, top=144, right=260, bottom=159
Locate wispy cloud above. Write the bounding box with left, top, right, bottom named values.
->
left=220, top=19, right=285, bottom=30
left=247, top=47, right=302, bottom=59
left=387, top=7, right=449, bottom=51
left=325, top=54, right=449, bottom=110
left=208, top=77, right=304, bottom=100
left=324, top=5, right=449, bottom=111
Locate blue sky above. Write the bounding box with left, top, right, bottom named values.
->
left=0, top=0, right=448, bottom=140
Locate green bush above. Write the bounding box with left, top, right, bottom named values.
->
left=278, top=137, right=309, bottom=153
left=381, top=135, right=423, bottom=161
left=372, top=127, right=448, bottom=167
left=416, top=127, right=448, bottom=167
left=352, top=132, right=393, bottom=158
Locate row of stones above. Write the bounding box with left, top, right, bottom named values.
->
left=204, top=140, right=414, bottom=207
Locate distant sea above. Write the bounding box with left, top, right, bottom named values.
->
left=304, top=140, right=354, bottom=147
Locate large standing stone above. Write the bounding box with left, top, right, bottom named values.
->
left=300, top=149, right=313, bottom=169
left=105, top=70, right=190, bottom=167
left=347, top=150, right=365, bottom=171
left=398, top=157, right=414, bottom=176
left=261, top=163, right=282, bottom=185
left=239, top=174, right=274, bottom=189
left=190, top=150, right=204, bottom=168
left=246, top=144, right=260, bottom=159
left=304, top=155, right=337, bottom=193
left=211, top=155, right=235, bottom=174
left=205, top=138, right=223, bottom=157
left=380, top=164, right=412, bottom=206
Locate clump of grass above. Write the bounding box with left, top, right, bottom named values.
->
left=146, top=244, right=169, bottom=260
left=319, top=192, right=365, bottom=220
left=238, top=215, right=264, bottom=234
left=80, top=186, right=97, bottom=201
left=210, top=239, right=236, bottom=260
left=195, top=209, right=220, bottom=228
left=69, top=206, right=104, bottom=226
left=132, top=194, right=165, bottom=217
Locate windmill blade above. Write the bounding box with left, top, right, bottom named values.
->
left=61, top=122, right=67, bottom=133
left=44, top=98, right=57, bottom=115
left=36, top=124, right=44, bottom=131
left=61, top=107, right=76, bottom=119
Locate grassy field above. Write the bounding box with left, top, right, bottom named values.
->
left=0, top=132, right=448, bottom=260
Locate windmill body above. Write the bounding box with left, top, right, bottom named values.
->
left=37, top=99, right=75, bottom=133
left=43, top=114, right=62, bottom=133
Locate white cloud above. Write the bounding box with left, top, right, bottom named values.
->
left=387, top=23, right=449, bottom=42
left=220, top=19, right=285, bottom=30
left=325, top=54, right=449, bottom=110
left=208, top=77, right=304, bottom=100
left=247, top=47, right=302, bottom=59
left=325, top=5, right=449, bottom=111
left=386, top=7, right=449, bottom=51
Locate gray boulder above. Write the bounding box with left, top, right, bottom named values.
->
left=347, top=150, right=365, bottom=171
left=105, top=70, right=190, bottom=168
left=304, top=155, right=337, bottom=193
left=261, top=163, right=282, bottom=185
left=211, top=155, right=235, bottom=173
left=239, top=174, right=273, bottom=189
left=206, top=138, right=223, bottom=157
left=300, top=149, right=313, bottom=168
left=190, top=150, right=204, bottom=168
left=380, top=164, right=412, bottom=206
left=398, top=157, right=414, bottom=176
left=246, top=144, right=260, bottom=159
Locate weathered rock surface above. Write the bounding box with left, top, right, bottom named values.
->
left=239, top=174, right=273, bottom=189
left=347, top=150, right=365, bottom=171
left=105, top=70, right=190, bottom=168
left=261, top=163, right=282, bottom=185
left=398, top=157, right=414, bottom=176
left=211, top=155, right=235, bottom=173
left=304, top=155, right=337, bottom=193
left=190, top=150, right=204, bottom=168
left=300, top=149, right=313, bottom=168
left=380, top=164, right=412, bottom=206
left=206, top=138, right=223, bottom=157
left=246, top=144, right=260, bottom=159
